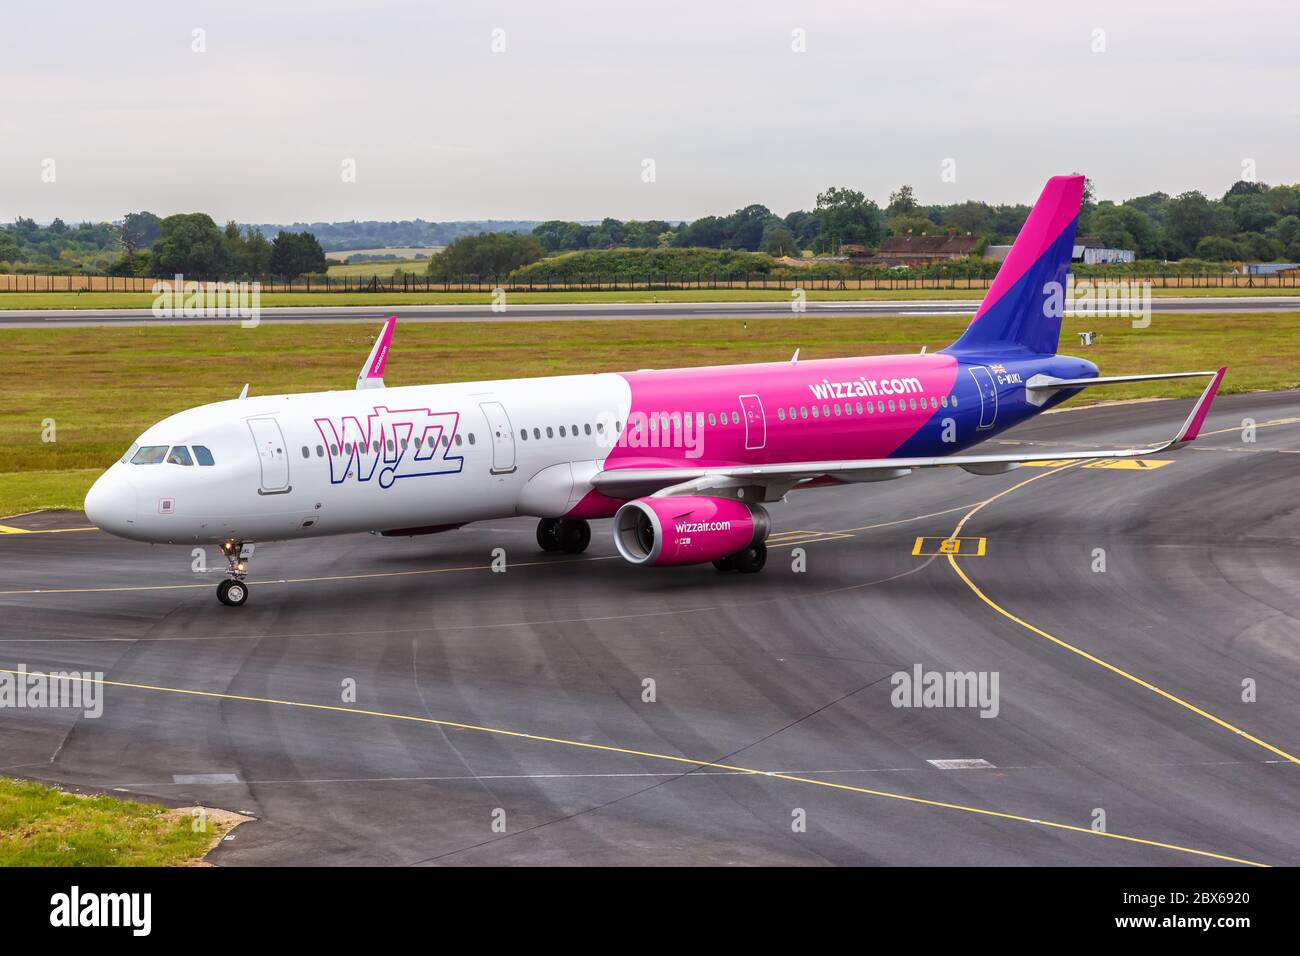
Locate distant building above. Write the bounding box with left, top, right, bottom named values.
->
left=1243, top=262, right=1300, bottom=276
left=985, top=244, right=1012, bottom=263
left=855, top=234, right=981, bottom=267
left=1072, top=236, right=1135, bottom=265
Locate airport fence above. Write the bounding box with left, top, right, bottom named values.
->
left=1, top=272, right=1298, bottom=294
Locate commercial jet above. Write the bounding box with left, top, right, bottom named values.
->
left=84, top=176, right=1225, bottom=605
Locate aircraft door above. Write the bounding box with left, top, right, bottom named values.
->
left=967, top=366, right=998, bottom=430
left=739, top=393, right=766, bottom=450
left=248, top=417, right=291, bottom=493
left=479, top=401, right=517, bottom=474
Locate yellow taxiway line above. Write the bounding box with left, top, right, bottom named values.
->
left=0, top=664, right=1269, bottom=867
left=943, top=462, right=1300, bottom=768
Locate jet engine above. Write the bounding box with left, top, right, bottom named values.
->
left=613, top=496, right=769, bottom=567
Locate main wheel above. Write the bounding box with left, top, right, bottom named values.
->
left=712, top=554, right=738, bottom=572
left=217, top=579, right=249, bottom=606
left=536, top=518, right=561, bottom=552
left=733, top=542, right=767, bottom=574
left=557, top=519, right=591, bottom=554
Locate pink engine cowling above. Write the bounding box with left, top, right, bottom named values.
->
left=613, top=496, right=769, bottom=567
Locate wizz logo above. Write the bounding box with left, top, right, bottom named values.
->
left=314, top=405, right=464, bottom=489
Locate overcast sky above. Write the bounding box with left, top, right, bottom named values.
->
left=1, top=0, right=1296, bottom=224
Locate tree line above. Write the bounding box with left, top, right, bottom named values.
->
left=109, top=213, right=326, bottom=279
left=1, top=211, right=327, bottom=279
left=4, top=178, right=1300, bottom=279
left=528, top=179, right=1300, bottom=263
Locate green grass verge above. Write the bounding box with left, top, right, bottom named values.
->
left=0, top=777, right=234, bottom=866
left=0, top=470, right=102, bottom=515
left=1, top=313, right=1297, bottom=516
left=2, top=285, right=1299, bottom=311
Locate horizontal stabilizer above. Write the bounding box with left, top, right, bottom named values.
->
left=1025, top=369, right=1219, bottom=407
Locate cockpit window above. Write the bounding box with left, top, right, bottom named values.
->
left=130, top=445, right=168, bottom=465
left=166, top=446, right=194, bottom=466
left=193, top=445, right=215, bottom=466
left=120, top=443, right=140, bottom=464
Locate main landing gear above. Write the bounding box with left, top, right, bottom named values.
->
left=536, top=518, right=591, bottom=555
left=713, top=541, right=767, bottom=574
left=217, top=540, right=250, bottom=606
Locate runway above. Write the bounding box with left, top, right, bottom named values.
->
left=2, top=295, right=1300, bottom=328
left=1, top=391, right=1297, bottom=866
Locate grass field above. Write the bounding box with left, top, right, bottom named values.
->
left=1, top=312, right=1296, bottom=514
left=0, top=777, right=239, bottom=866
left=326, top=258, right=432, bottom=278
left=324, top=246, right=443, bottom=261
left=2, top=285, right=1299, bottom=311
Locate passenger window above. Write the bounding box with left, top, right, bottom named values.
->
left=777, top=408, right=785, bottom=421
left=454, top=434, right=462, bottom=446
left=822, top=406, right=830, bottom=417
left=811, top=406, right=819, bottom=418
left=468, top=433, right=476, bottom=445
left=317, top=445, right=325, bottom=457
left=441, top=435, right=450, bottom=447
left=520, top=429, right=527, bottom=440
left=533, top=428, right=541, bottom=439
left=372, top=441, right=380, bottom=453
left=559, top=426, right=566, bottom=437
left=731, top=411, right=740, bottom=424
left=800, top=407, right=808, bottom=419
left=889, top=401, right=896, bottom=412
left=386, top=439, right=394, bottom=452
left=708, top=413, right=716, bottom=426
left=330, top=444, right=339, bottom=456
left=167, top=446, right=194, bottom=466
left=941, top=396, right=949, bottom=408
left=834, top=404, right=842, bottom=416
left=584, top=424, right=591, bottom=435
left=596, top=422, right=604, bottom=433
left=130, top=445, right=168, bottom=465
left=546, top=427, right=554, bottom=439
left=572, top=424, right=579, bottom=435
left=301, top=446, right=310, bottom=459
left=952, top=396, right=959, bottom=407
left=856, top=402, right=864, bottom=414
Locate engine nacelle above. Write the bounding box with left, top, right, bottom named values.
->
left=613, top=496, right=769, bottom=567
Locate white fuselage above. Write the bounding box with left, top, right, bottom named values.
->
left=86, top=373, right=633, bottom=545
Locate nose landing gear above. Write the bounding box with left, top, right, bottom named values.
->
left=217, top=540, right=250, bottom=606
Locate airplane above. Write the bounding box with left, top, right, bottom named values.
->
left=84, top=175, right=1226, bottom=606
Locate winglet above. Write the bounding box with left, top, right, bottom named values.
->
left=1172, top=366, right=1226, bottom=446
left=357, top=316, right=396, bottom=390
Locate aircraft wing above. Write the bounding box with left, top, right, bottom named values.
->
left=591, top=366, right=1226, bottom=500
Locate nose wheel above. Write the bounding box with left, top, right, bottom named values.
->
left=217, top=540, right=251, bottom=606
left=217, top=579, right=249, bottom=606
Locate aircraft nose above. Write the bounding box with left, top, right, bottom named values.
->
left=84, top=468, right=137, bottom=537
